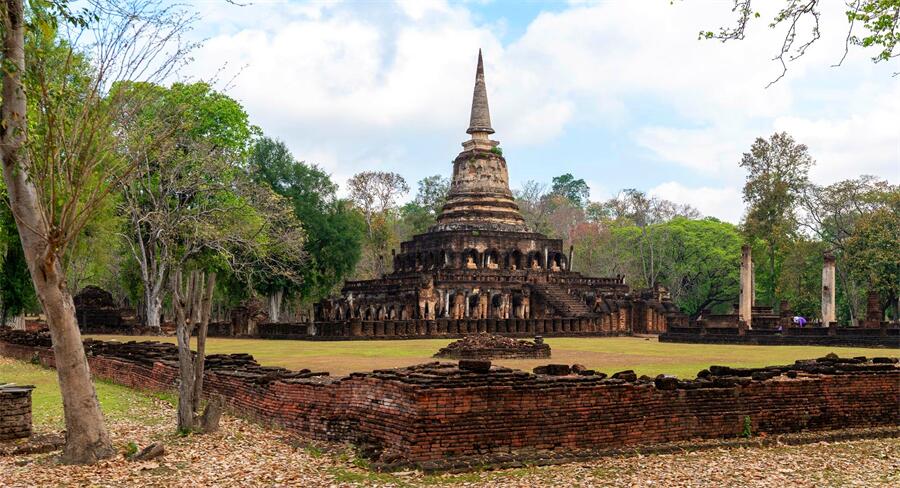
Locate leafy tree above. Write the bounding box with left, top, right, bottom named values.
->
left=117, top=82, right=304, bottom=330
left=1, top=0, right=196, bottom=463
left=0, top=199, right=38, bottom=324
left=571, top=221, right=631, bottom=279
left=413, top=175, right=450, bottom=216
left=397, top=175, right=450, bottom=239
left=799, top=176, right=897, bottom=322
left=514, top=180, right=588, bottom=247
left=702, top=0, right=900, bottom=85
left=572, top=216, right=741, bottom=318
left=740, top=132, right=813, bottom=307
left=776, top=239, right=827, bottom=320
left=64, top=197, right=125, bottom=296
left=249, top=137, right=364, bottom=307
left=844, top=195, right=900, bottom=319
left=550, top=173, right=590, bottom=208
left=653, top=217, right=742, bottom=318
left=598, top=189, right=700, bottom=289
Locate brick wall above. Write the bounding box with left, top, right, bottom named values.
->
left=0, top=385, right=34, bottom=441
left=265, top=317, right=635, bottom=340
left=662, top=326, right=900, bottom=348
left=1, top=338, right=897, bottom=468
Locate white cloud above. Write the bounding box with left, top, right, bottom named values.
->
left=633, top=125, right=750, bottom=176
left=774, top=84, right=900, bottom=183
left=180, top=0, right=898, bottom=196
left=649, top=182, right=744, bottom=224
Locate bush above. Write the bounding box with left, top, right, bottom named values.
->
left=742, top=416, right=752, bottom=438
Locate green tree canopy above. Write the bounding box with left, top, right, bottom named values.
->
left=0, top=199, right=39, bottom=322
left=249, top=137, right=364, bottom=302
left=397, top=175, right=450, bottom=238
left=550, top=173, right=590, bottom=208
left=844, top=194, right=900, bottom=318
left=740, top=131, right=813, bottom=307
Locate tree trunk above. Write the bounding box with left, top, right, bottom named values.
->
left=267, top=289, right=283, bottom=323
left=1, top=0, right=113, bottom=464
left=172, top=271, right=195, bottom=433
left=172, top=270, right=215, bottom=433
left=145, top=290, right=162, bottom=331
left=192, top=273, right=215, bottom=413
left=175, top=319, right=195, bottom=432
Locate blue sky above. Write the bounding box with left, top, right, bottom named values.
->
left=183, top=0, right=899, bottom=222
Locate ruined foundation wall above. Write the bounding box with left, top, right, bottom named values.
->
left=2, top=337, right=897, bottom=468
left=406, top=371, right=898, bottom=461
left=662, top=325, right=899, bottom=348
left=262, top=317, right=640, bottom=340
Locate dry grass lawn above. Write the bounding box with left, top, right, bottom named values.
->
left=85, top=335, right=894, bottom=378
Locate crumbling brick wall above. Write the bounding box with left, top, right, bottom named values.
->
left=1, top=333, right=897, bottom=468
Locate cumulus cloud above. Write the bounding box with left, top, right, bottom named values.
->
left=179, top=0, right=897, bottom=213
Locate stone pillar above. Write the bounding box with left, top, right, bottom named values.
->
left=865, top=291, right=882, bottom=328
left=1, top=385, right=34, bottom=441
left=751, top=265, right=756, bottom=305
left=568, top=245, right=574, bottom=271
left=821, top=253, right=836, bottom=326
left=740, top=244, right=753, bottom=329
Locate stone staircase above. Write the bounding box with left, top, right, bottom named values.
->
left=531, top=282, right=594, bottom=318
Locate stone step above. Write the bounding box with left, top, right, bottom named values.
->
left=530, top=283, right=594, bottom=317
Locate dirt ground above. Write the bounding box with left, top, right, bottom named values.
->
left=3, top=406, right=898, bottom=487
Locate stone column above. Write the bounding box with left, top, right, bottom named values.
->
left=821, top=252, right=836, bottom=326
left=740, top=244, right=753, bottom=328
left=865, top=291, right=882, bottom=328
left=568, top=245, right=574, bottom=271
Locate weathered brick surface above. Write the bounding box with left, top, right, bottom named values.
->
left=0, top=385, right=34, bottom=441
left=433, top=334, right=551, bottom=359
left=662, top=325, right=899, bottom=348
left=1, top=332, right=897, bottom=467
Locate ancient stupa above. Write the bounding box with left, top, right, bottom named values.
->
left=314, top=51, right=683, bottom=336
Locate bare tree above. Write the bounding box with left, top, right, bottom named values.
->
left=514, top=180, right=551, bottom=234
left=0, top=0, right=195, bottom=464
left=348, top=171, right=408, bottom=276
left=347, top=171, right=409, bottom=236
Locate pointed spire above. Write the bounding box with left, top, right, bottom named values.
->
left=467, top=49, right=494, bottom=135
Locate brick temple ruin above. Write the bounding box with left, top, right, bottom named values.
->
left=1, top=329, right=897, bottom=471
left=313, top=51, right=685, bottom=337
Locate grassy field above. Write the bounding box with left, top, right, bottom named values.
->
left=6, top=336, right=893, bottom=428
left=0, top=357, right=173, bottom=428
left=85, top=335, right=895, bottom=378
